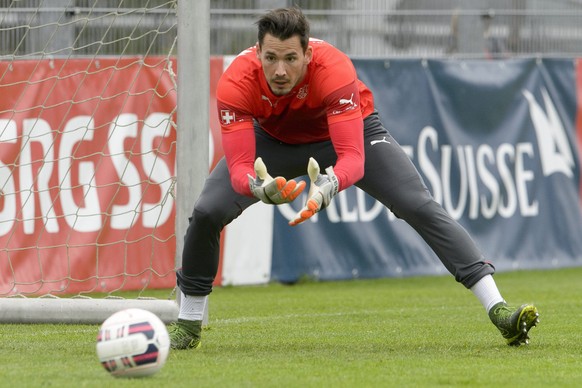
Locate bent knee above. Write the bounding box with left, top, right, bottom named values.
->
left=191, top=204, right=224, bottom=230
left=191, top=197, right=245, bottom=230
left=389, top=181, right=435, bottom=221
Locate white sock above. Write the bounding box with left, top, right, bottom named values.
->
left=178, top=291, right=208, bottom=321
left=470, top=275, right=505, bottom=313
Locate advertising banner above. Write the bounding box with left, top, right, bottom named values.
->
left=269, top=58, right=582, bottom=283
left=2, top=57, right=581, bottom=292
left=0, top=57, right=178, bottom=294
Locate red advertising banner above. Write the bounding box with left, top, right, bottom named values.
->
left=0, top=57, right=178, bottom=295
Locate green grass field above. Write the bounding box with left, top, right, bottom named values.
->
left=1, top=267, right=581, bottom=387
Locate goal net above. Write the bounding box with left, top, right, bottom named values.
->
left=0, top=0, right=183, bottom=323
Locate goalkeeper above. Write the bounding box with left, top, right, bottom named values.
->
left=170, top=6, right=539, bottom=349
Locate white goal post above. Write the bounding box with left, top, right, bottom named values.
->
left=0, top=0, right=209, bottom=324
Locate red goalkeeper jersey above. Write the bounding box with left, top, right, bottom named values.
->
left=216, top=38, right=375, bottom=196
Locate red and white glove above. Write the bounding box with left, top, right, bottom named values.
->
left=248, top=157, right=305, bottom=204
left=289, top=157, right=339, bottom=226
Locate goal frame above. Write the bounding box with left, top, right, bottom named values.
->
left=0, top=1, right=209, bottom=324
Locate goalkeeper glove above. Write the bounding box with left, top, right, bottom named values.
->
left=248, top=157, right=305, bottom=204
left=289, top=157, right=339, bottom=226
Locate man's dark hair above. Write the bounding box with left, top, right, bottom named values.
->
left=256, top=7, right=310, bottom=52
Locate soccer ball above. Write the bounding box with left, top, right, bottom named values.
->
left=96, top=308, right=170, bottom=378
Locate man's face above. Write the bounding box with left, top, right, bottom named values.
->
left=257, top=33, right=312, bottom=96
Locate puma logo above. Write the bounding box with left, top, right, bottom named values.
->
left=339, top=93, right=355, bottom=106
left=370, top=137, right=391, bottom=146
left=332, top=93, right=358, bottom=115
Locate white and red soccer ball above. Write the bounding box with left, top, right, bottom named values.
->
left=96, top=308, right=170, bottom=378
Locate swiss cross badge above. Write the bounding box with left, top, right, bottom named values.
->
left=220, top=110, right=235, bottom=125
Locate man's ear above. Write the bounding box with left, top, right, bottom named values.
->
left=304, top=45, right=313, bottom=64
left=256, top=42, right=261, bottom=58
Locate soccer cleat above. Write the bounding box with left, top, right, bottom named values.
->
left=488, top=302, right=539, bottom=346
left=168, top=318, right=202, bottom=350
